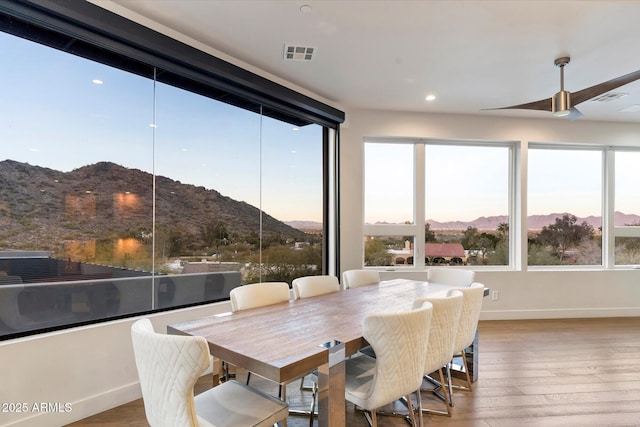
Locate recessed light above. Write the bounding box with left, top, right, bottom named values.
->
left=300, top=5, right=312, bottom=14
left=425, top=94, right=436, bottom=102
left=92, top=79, right=103, bottom=85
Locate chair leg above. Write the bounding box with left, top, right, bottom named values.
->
left=405, top=394, right=417, bottom=427
left=420, top=368, right=451, bottom=416
left=309, top=381, right=317, bottom=427
left=369, top=409, right=377, bottom=427
left=446, top=362, right=454, bottom=406
left=460, top=349, right=473, bottom=390
left=415, top=389, right=424, bottom=427
left=438, top=367, right=451, bottom=415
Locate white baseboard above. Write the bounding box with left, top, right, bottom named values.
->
left=2, top=382, right=141, bottom=427
left=480, top=307, right=640, bottom=321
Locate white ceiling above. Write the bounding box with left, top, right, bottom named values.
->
left=102, top=0, right=640, bottom=123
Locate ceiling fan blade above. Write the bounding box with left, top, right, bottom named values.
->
left=485, top=97, right=552, bottom=112
left=567, top=107, right=583, bottom=121
left=572, top=69, right=640, bottom=106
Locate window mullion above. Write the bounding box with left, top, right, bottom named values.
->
left=415, top=143, right=426, bottom=269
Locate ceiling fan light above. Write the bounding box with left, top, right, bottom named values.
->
left=552, top=90, right=571, bottom=116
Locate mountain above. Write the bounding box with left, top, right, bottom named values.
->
left=285, top=220, right=323, bottom=232
left=366, top=212, right=640, bottom=231
left=0, top=160, right=307, bottom=249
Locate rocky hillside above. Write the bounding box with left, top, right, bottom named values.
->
left=0, top=160, right=307, bottom=250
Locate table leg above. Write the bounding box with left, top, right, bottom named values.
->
left=316, top=341, right=345, bottom=427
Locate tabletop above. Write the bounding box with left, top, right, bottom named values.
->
left=167, top=278, right=454, bottom=384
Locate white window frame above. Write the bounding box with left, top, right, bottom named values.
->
left=363, top=137, right=517, bottom=270
left=526, top=143, right=606, bottom=269
left=609, top=147, right=640, bottom=268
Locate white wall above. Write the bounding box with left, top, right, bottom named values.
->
left=340, top=108, right=640, bottom=321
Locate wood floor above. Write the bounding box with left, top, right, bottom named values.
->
left=67, top=317, right=640, bottom=427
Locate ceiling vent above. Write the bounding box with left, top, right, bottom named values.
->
left=591, top=92, right=628, bottom=102
left=284, top=45, right=315, bottom=61
left=619, top=104, right=640, bottom=113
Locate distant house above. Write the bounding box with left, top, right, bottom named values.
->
left=425, top=243, right=467, bottom=265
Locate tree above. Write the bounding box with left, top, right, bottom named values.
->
left=365, top=238, right=392, bottom=266
left=461, top=226, right=478, bottom=249
left=497, top=222, right=509, bottom=239
left=536, top=214, right=594, bottom=263
left=200, top=220, right=229, bottom=255
left=425, top=223, right=435, bottom=242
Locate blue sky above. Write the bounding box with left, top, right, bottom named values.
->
left=3, top=31, right=638, bottom=226
left=0, top=31, right=323, bottom=222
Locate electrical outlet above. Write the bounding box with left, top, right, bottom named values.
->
left=491, top=290, right=499, bottom=301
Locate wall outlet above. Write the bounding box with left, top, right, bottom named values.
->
left=491, top=290, right=499, bottom=301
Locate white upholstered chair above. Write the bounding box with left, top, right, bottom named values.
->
left=229, top=282, right=290, bottom=312
left=290, top=275, right=341, bottom=423
left=130, top=318, right=288, bottom=427
left=426, top=267, right=475, bottom=287
left=228, top=282, right=291, bottom=389
left=292, top=275, right=340, bottom=300
left=412, top=290, right=464, bottom=416
left=345, top=302, right=433, bottom=427
left=342, top=269, right=380, bottom=289
left=449, top=282, right=485, bottom=401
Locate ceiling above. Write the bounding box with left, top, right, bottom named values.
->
left=102, top=0, right=640, bottom=123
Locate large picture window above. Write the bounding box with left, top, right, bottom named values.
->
left=0, top=4, right=340, bottom=339
left=364, top=139, right=513, bottom=269
left=613, top=149, right=640, bottom=265
left=527, top=146, right=603, bottom=266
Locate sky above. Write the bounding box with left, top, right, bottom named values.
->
left=365, top=142, right=640, bottom=225
left=3, top=31, right=639, bottom=226
left=0, top=31, right=323, bottom=223
left=365, top=143, right=511, bottom=224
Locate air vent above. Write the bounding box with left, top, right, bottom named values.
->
left=284, top=45, right=315, bottom=61
left=619, top=104, right=640, bottom=113
left=591, top=92, right=628, bottom=102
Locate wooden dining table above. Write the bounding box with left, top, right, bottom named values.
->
left=167, top=278, right=483, bottom=426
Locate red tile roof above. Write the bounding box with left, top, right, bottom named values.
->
left=425, top=243, right=465, bottom=257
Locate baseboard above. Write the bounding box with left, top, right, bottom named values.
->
left=480, top=307, right=640, bottom=321
left=2, top=382, right=141, bottom=427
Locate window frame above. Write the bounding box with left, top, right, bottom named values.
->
left=609, top=147, right=640, bottom=267
left=364, top=137, right=516, bottom=270
left=526, top=143, right=605, bottom=269
left=0, top=1, right=343, bottom=340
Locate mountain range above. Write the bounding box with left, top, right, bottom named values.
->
left=0, top=160, right=307, bottom=250
left=290, top=212, right=640, bottom=232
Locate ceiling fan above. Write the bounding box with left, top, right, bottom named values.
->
left=490, top=56, right=640, bottom=120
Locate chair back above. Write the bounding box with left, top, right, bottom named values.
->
left=413, top=290, right=464, bottom=374
left=360, top=302, right=433, bottom=408
left=342, top=269, right=380, bottom=289
left=131, top=318, right=209, bottom=427
left=292, top=275, right=340, bottom=300
left=427, top=267, right=475, bottom=287
left=229, top=282, right=290, bottom=312
left=453, top=282, right=485, bottom=353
